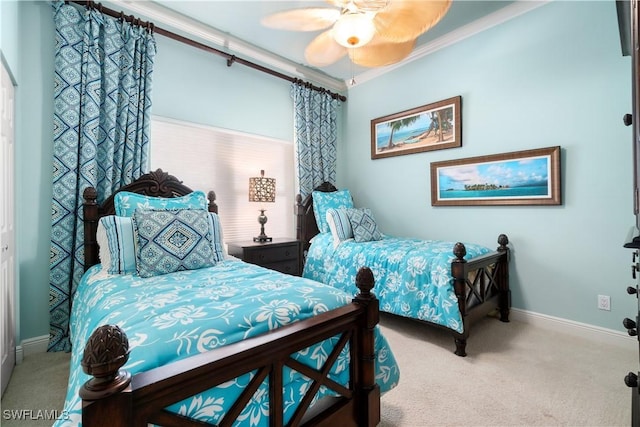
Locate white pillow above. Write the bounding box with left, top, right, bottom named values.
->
left=97, top=215, right=137, bottom=275
left=96, top=220, right=111, bottom=272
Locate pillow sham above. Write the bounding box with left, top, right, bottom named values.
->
left=132, top=208, right=217, bottom=278
left=115, top=190, right=208, bottom=217
left=96, top=215, right=137, bottom=275
left=312, top=189, right=354, bottom=234
left=207, top=211, right=226, bottom=262
left=326, top=208, right=353, bottom=248
left=346, top=208, right=383, bottom=243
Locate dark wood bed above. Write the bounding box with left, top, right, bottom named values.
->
left=77, top=169, right=382, bottom=427
left=295, top=182, right=511, bottom=357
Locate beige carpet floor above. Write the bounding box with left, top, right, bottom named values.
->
left=0, top=314, right=635, bottom=426
left=378, top=314, right=635, bottom=426
left=1, top=350, right=71, bottom=427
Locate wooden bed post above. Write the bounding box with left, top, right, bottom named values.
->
left=79, top=325, right=133, bottom=427
left=497, top=233, right=511, bottom=323
left=82, top=187, right=99, bottom=272
left=353, top=267, right=381, bottom=427
left=295, top=193, right=304, bottom=242
left=451, top=242, right=469, bottom=357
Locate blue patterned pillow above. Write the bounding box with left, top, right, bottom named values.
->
left=208, top=212, right=226, bottom=262
left=326, top=208, right=353, bottom=247
left=346, top=208, right=383, bottom=243
left=133, top=209, right=217, bottom=278
left=312, top=190, right=354, bottom=234
left=115, top=191, right=207, bottom=217
left=97, top=215, right=137, bottom=274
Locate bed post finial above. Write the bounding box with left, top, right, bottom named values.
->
left=355, top=266, right=375, bottom=298
left=453, top=242, right=467, bottom=260
left=80, top=325, right=131, bottom=400
left=80, top=325, right=133, bottom=426
left=83, top=187, right=97, bottom=204
left=497, top=234, right=510, bottom=259
left=207, top=190, right=218, bottom=213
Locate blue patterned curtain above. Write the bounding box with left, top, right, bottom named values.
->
left=49, top=1, right=156, bottom=351
left=291, top=82, right=340, bottom=198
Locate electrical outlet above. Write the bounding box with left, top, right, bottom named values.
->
left=598, top=294, right=611, bottom=311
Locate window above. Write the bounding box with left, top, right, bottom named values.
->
left=150, top=116, right=295, bottom=245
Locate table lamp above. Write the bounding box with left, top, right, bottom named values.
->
left=248, top=170, right=275, bottom=242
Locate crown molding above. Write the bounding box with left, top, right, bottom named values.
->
left=349, top=0, right=551, bottom=87
left=105, top=0, right=348, bottom=92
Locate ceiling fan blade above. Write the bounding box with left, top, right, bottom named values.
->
left=374, top=0, right=452, bottom=43
left=349, top=37, right=416, bottom=67
left=305, top=30, right=348, bottom=66
left=261, top=8, right=340, bottom=32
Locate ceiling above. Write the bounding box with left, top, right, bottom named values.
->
left=110, top=0, right=547, bottom=91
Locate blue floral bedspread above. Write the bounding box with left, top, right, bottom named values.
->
left=303, top=233, right=493, bottom=334
left=54, top=259, right=399, bottom=426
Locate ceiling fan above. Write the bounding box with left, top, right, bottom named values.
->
left=261, top=0, right=452, bottom=68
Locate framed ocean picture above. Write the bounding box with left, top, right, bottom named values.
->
left=371, top=96, right=461, bottom=160
left=430, top=146, right=562, bottom=206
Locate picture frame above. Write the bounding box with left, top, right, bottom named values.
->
left=430, top=146, right=562, bottom=206
left=371, top=96, right=462, bottom=160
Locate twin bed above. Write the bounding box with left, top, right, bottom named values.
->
left=57, top=169, right=511, bottom=427
left=296, top=182, right=510, bottom=357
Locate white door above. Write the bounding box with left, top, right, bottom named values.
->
left=0, top=61, right=16, bottom=397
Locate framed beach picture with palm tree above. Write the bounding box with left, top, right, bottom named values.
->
left=430, top=146, right=562, bottom=206
left=371, top=96, right=461, bottom=160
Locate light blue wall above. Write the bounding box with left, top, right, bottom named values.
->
left=13, top=0, right=635, bottom=343
left=13, top=1, right=310, bottom=342
left=1, top=0, right=20, bottom=74
left=341, top=1, right=634, bottom=331
left=16, top=1, right=55, bottom=343
left=152, top=37, right=295, bottom=141
left=1, top=0, right=21, bottom=345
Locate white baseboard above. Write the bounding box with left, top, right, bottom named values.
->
left=510, top=308, right=637, bottom=350
left=15, top=335, right=50, bottom=364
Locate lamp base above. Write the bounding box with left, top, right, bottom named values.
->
left=254, top=209, right=272, bottom=243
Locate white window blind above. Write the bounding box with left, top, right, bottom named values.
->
left=150, top=116, right=295, bottom=245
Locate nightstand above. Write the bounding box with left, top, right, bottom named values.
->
left=227, top=238, right=303, bottom=276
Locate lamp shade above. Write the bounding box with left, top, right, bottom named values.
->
left=249, top=170, right=275, bottom=203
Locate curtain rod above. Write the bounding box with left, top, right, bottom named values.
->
left=69, top=1, right=347, bottom=102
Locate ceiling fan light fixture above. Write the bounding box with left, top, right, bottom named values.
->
left=332, top=12, right=375, bottom=48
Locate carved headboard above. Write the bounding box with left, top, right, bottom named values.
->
left=295, top=182, right=337, bottom=254
left=82, top=169, right=217, bottom=269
